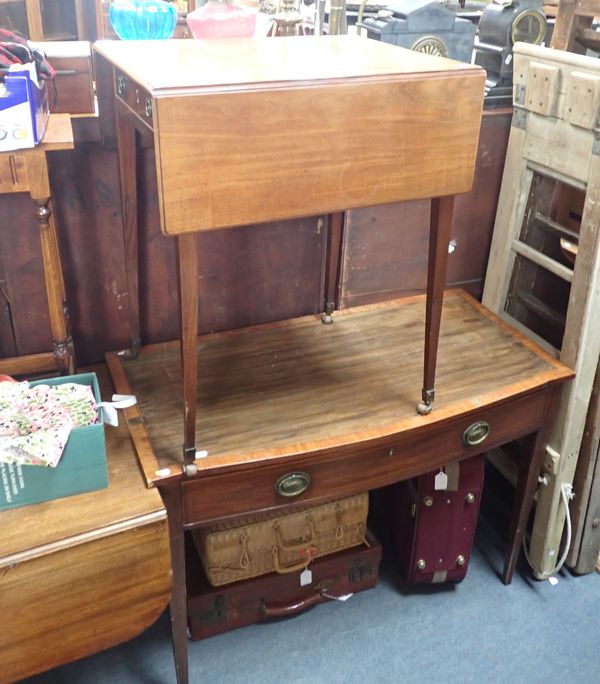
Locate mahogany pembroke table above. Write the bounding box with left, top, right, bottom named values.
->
left=93, top=38, right=573, bottom=684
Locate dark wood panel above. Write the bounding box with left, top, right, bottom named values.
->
left=340, top=109, right=512, bottom=307
left=47, top=145, right=132, bottom=362
left=0, top=192, right=52, bottom=356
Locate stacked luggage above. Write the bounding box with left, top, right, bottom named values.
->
left=187, top=493, right=382, bottom=639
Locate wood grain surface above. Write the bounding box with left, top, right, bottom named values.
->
left=95, top=37, right=484, bottom=235
left=109, top=290, right=572, bottom=483
left=153, top=72, right=484, bottom=234
left=339, top=109, right=512, bottom=306
left=0, top=373, right=166, bottom=562
left=0, top=520, right=171, bottom=684
left=93, top=36, right=481, bottom=92
left=0, top=367, right=171, bottom=682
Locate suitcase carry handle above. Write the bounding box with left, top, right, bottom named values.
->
left=272, top=517, right=317, bottom=551
left=272, top=544, right=317, bottom=574
left=261, top=590, right=324, bottom=617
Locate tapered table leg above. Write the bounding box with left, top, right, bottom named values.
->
left=417, top=195, right=455, bottom=416
left=177, top=234, right=199, bottom=469
left=502, top=386, right=560, bottom=584
left=116, top=104, right=141, bottom=355
left=161, top=485, right=189, bottom=684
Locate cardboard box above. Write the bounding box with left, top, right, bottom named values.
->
left=0, top=62, right=49, bottom=152
left=0, top=373, right=108, bottom=511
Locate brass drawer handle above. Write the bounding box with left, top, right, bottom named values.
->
left=275, top=471, right=310, bottom=497
left=463, top=421, right=491, bottom=447
left=117, top=74, right=127, bottom=97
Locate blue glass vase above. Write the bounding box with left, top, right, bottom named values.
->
left=109, top=0, right=177, bottom=40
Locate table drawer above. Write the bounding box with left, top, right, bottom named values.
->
left=182, top=389, right=550, bottom=526
left=50, top=56, right=94, bottom=115
left=115, top=69, right=154, bottom=128
left=0, top=153, right=28, bottom=193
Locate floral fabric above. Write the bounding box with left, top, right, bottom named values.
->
left=0, top=381, right=98, bottom=468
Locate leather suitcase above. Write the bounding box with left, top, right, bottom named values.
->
left=187, top=530, right=381, bottom=640
left=387, top=455, right=484, bottom=583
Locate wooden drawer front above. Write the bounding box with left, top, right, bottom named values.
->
left=182, top=389, right=549, bottom=525
left=49, top=56, right=94, bottom=115
left=115, top=70, right=153, bottom=128
left=0, top=153, right=28, bottom=194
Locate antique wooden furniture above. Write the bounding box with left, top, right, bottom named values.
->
left=483, top=44, right=600, bottom=579
left=0, top=0, right=89, bottom=41
left=0, top=114, right=76, bottom=376
left=106, top=291, right=573, bottom=683
left=94, top=36, right=485, bottom=420
left=551, top=0, right=600, bottom=52
left=0, top=367, right=172, bottom=683
left=92, top=37, right=575, bottom=684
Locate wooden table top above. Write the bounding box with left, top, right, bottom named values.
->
left=38, top=113, right=74, bottom=152
left=0, top=368, right=166, bottom=566
left=95, top=37, right=486, bottom=235
left=94, top=36, right=481, bottom=94
left=108, top=291, right=573, bottom=484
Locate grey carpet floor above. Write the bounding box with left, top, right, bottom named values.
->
left=23, top=512, right=600, bottom=684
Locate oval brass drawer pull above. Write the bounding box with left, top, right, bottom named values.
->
left=275, top=471, right=310, bottom=497
left=463, top=421, right=491, bottom=447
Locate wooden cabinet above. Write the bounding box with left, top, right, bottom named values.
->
left=0, top=0, right=89, bottom=40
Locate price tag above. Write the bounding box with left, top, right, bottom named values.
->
left=300, top=568, right=313, bottom=586
left=434, top=468, right=448, bottom=491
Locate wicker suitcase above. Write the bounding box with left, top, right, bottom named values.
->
left=387, top=456, right=484, bottom=583
left=192, top=493, right=369, bottom=586
left=187, top=530, right=382, bottom=640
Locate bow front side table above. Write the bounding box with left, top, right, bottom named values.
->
left=93, top=38, right=573, bottom=684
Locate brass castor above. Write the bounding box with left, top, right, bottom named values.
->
left=416, top=401, right=433, bottom=415
left=184, top=463, right=198, bottom=476
left=321, top=312, right=334, bottom=325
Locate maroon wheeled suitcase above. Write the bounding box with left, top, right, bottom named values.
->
left=387, top=455, right=484, bottom=583
left=187, top=530, right=382, bottom=640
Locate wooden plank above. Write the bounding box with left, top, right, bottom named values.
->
left=511, top=239, right=574, bottom=283
left=530, top=150, right=600, bottom=577
left=482, top=126, right=532, bottom=312
left=109, top=291, right=572, bottom=481
left=482, top=44, right=600, bottom=576
left=568, top=360, right=600, bottom=571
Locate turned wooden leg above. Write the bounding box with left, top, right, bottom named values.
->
left=418, top=195, right=455, bottom=416
left=33, top=197, right=75, bottom=375
left=116, top=104, right=141, bottom=355
left=161, top=485, right=189, bottom=684
left=503, top=387, right=560, bottom=584
left=25, top=147, right=75, bottom=375
left=177, top=235, right=199, bottom=469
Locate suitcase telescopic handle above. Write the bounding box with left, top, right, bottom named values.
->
left=261, top=590, right=324, bottom=617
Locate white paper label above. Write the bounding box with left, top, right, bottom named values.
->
left=434, top=468, right=448, bottom=491
left=300, top=568, right=312, bottom=586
